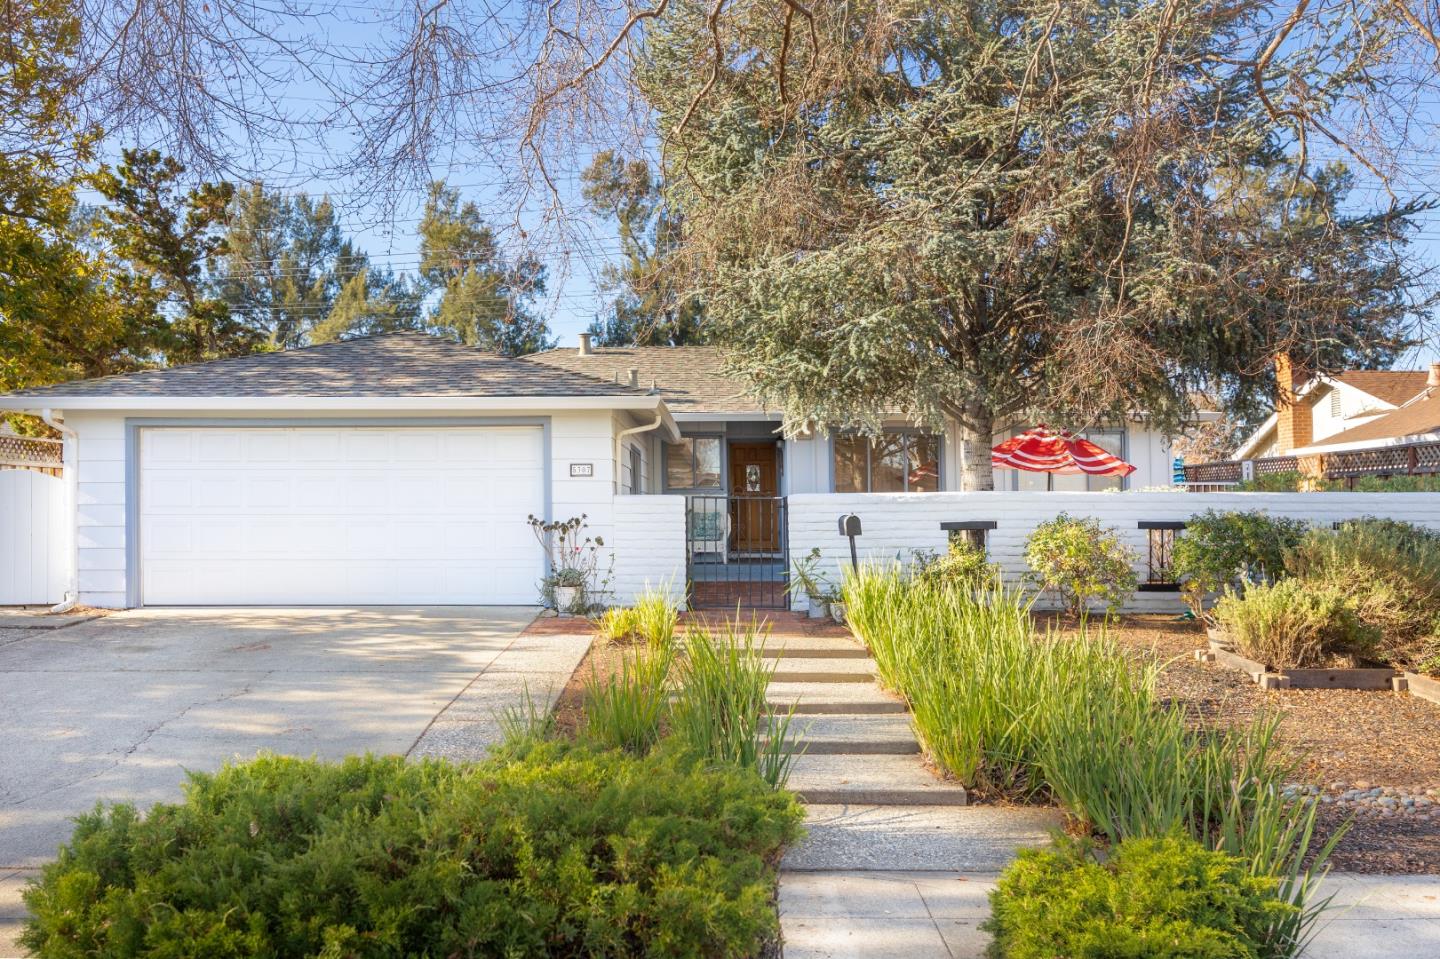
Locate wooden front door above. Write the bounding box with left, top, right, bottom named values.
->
left=729, top=442, right=780, bottom=553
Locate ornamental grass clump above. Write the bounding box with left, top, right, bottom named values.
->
left=21, top=745, right=804, bottom=959
left=580, top=643, right=674, bottom=753
left=594, top=585, right=680, bottom=650
left=671, top=621, right=800, bottom=789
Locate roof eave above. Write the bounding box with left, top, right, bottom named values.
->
left=0, top=394, right=666, bottom=413
left=1293, top=430, right=1440, bottom=455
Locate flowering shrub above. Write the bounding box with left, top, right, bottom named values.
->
left=1023, top=513, right=1137, bottom=616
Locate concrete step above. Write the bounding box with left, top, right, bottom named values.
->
left=770, top=657, right=878, bottom=683
left=783, top=804, right=1064, bottom=871
left=745, top=634, right=872, bottom=658
left=786, top=754, right=969, bottom=806
left=778, top=713, right=921, bottom=755
left=767, top=682, right=908, bottom=715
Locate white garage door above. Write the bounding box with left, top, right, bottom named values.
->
left=138, top=426, right=546, bottom=605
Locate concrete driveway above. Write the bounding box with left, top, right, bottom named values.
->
left=0, top=606, right=589, bottom=954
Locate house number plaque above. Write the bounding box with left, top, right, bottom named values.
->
left=569, top=463, right=594, bottom=477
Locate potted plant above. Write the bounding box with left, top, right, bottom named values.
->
left=826, top=590, right=847, bottom=625
left=528, top=514, right=610, bottom=616
left=787, top=547, right=833, bottom=619
left=548, top=568, right=588, bottom=614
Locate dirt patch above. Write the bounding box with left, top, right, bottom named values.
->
left=1085, top=614, right=1440, bottom=873
left=522, top=614, right=594, bottom=636
left=551, top=638, right=618, bottom=739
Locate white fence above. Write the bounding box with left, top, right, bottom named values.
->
left=609, top=494, right=688, bottom=605
left=788, top=491, right=1440, bottom=613
left=0, top=469, right=67, bottom=605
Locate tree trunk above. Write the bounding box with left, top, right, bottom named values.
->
left=955, top=401, right=995, bottom=491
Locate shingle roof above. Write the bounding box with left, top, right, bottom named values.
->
left=526, top=346, right=767, bottom=413
left=1331, top=370, right=1430, bottom=408
left=1310, top=388, right=1440, bottom=448
left=3, top=333, right=650, bottom=399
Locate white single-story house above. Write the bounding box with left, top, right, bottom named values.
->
left=0, top=331, right=1194, bottom=610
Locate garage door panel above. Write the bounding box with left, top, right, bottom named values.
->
left=139, top=426, right=546, bottom=605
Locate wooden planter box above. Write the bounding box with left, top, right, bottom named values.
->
left=1405, top=672, right=1440, bottom=706
left=1199, top=637, right=1402, bottom=691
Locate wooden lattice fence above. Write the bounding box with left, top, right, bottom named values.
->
left=0, top=431, right=63, bottom=476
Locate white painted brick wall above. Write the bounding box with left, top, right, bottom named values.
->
left=608, top=494, right=687, bottom=605
left=789, top=491, right=1440, bottom=613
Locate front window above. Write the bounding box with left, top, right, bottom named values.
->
left=833, top=431, right=940, bottom=492
left=665, top=436, right=722, bottom=489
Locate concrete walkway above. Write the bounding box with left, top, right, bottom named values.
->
left=779, top=870, right=1440, bottom=958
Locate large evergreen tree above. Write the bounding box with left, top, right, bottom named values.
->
left=638, top=0, right=1433, bottom=489
left=581, top=151, right=705, bottom=346
left=416, top=182, right=553, bottom=355
left=212, top=184, right=355, bottom=350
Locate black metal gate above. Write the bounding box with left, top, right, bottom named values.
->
left=685, top=494, right=789, bottom=609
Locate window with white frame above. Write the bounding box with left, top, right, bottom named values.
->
left=833, top=430, right=940, bottom=492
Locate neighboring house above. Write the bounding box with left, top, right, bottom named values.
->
left=1234, top=363, right=1434, bottom=460
left=0, top=331, right=1194, bottom=610
left=1286, top=371, right=1440, bottom=456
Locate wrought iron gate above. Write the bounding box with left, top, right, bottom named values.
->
left=685, top=494, right=789, bottom=609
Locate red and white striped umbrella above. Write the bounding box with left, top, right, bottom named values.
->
left=991, top=425, right=1136, bottom=476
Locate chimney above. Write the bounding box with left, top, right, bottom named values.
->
left=578, top=332, right=593, bottom=356
left=1429, top=362, right=1440, bottom=389
left=1274, top=354, right=1313, bottom=453
left=627, top=367, right=640, bottom=389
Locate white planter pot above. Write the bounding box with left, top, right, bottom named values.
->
left=807, top=599, right=827, bottom=619
left=829, top=602, right=847, bottom=625
left=553, top=585, right=581, bottom=614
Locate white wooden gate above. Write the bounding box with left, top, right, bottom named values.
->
left=0, top=469, right=67, bottom=605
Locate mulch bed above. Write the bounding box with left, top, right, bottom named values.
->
left=1083, top=614, right=1440, bottom=873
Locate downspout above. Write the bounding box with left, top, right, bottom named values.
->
left=39, top=408, right=80, bottom=613
left=615, top=412, right=666, bottom=492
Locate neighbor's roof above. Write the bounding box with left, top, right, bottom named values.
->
left=0, top=333, right=652, bottom=401
left=1302, top=388, right=1440, bottom=450
left=527, top=346, right=767, bottom=414
left=1330, top=370, right=1431, bottom=408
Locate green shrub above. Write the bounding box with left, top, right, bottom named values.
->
left=1023, top=513, right=1138, bottom=616
left=1172, top=510, right=1309, bottom=613
left=983, top=836, right=1300, bottom=959
left=671, top=622, right=799, bottom=788
left=581, top=644, right=674, bottom=753
left=1286, top=518, right=1440, bottom=668
left=1213, top=579, right=1376, bottom=668
left=21, top=744, right=804, bottom=959
left=914, top=538, right=1002, bottom=592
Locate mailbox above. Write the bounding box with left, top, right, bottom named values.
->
left=838, top=513, right=862, bottom=570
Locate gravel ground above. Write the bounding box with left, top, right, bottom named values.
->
left=1091, top=614, right=1440, bottom=873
